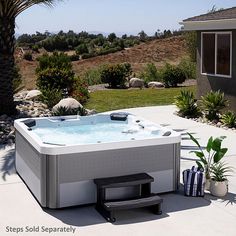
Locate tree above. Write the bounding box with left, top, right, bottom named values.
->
left=184, top=31, right=197, bottom=62
left=0, top=0, right=61, bottom=115
left=138, top=30, right=148, bottom=42
left=108, top=33, right=117, bottom=42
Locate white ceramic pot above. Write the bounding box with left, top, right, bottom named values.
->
left=210, top=180, right=228, bottom=197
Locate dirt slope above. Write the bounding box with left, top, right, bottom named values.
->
left=17, top=36, right=187, bottom=89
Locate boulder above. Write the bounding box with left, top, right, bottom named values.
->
left=25, top=90, right=42, bottom=100
left=148, top=81, right=164, bottom=88
left=52, top=98, right=83, bottom=112
left=129, top=78, right=144, bottom=88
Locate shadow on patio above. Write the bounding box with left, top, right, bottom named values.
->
left=0, top=145, right=16, bottom=181
left=45, top=188, right=211, bottom=227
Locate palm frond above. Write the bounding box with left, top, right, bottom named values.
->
left=0, top=0, right=62, bottom=18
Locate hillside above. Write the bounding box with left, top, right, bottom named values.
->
left=16, top=36, right=188, bottom=89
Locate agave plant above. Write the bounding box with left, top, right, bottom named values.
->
left=174, top=90, right=200, bottom=118
left=210, top=162, right=233, bottom=182
left=0, top=0, right=62, bottom=115
left=221, top=111, right=236, bottom=128
left=201, top=90, right=228, bottom=121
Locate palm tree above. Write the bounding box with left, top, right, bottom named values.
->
left=0, top=0, right=61, bottom=115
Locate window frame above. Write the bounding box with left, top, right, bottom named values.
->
left=201, top=31, right=232, bottom=78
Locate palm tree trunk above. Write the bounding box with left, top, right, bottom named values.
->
left=0, top=16, right=16, bottom=115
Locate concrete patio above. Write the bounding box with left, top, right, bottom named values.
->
left=0, top=105, right=235, bottom=236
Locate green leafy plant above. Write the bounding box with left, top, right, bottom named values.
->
left=52, top=106, right=87, bottom=116
left=183, top=31, right=197, bottom=62
left=36, top=52, right=76, bottom=93
left=75, top=44, right=89, bottom=55
left=101, top=63, right=132, bottom=88
left=188, top=133, right=228, bottom=179
left=201, top=90, right=228, bottom=121
left=221, top=111, right=236, bottom=128
left=71, top=77, right=89, bottom=105
left=178, top=58, right=196, bottom=80
left=139, top=63, right=161, bottom=85
left=82, top=66, right=103, bottom=86
left=162, top=63, right=186, bottom=87
left=174, top=90, right=200, bottom=118
left=210, top=162, right=233, bottom=182
left=39, top=88, right=63, bottom=109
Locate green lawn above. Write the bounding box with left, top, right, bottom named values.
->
left=85, top=86, right=196, bottom=112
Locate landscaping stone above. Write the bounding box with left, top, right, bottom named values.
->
left=148, top=81, right=164, bottom=88
left=0, top=92, right=53, bottom=145
left=25, top=90, right=42, bottom=100
left=52, top=98, right=83, bottom=112
left=86, top=109, right=97, bottom=116
left=129, top=78, right=144, bottom=88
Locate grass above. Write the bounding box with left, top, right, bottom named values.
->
left=85, top=86, right=196, bottom=112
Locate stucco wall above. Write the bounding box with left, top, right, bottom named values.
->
left=196, top=30, right=236, bottom=111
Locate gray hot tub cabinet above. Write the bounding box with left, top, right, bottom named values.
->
left=15, top=131, right=180, bottom=209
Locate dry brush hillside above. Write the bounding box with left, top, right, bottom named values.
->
left=17, top=36, right=188, bottom=89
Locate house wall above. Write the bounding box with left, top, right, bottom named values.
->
left=196, top=30, right=236, bottom=111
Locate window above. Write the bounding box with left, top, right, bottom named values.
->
left=201, top=32, right=232, bottom=77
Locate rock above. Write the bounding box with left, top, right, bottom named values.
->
left=25, top=90, right=42, bottom=100
left=148, top=81, right=164, bottom=88
left=86, top=109, right=97, bottom=116
left=129, top=78, right=144, bottom=88
left=52, top=98, right=83, bottom=112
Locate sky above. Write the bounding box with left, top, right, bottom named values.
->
left=15, top=0, right=236, bottom=36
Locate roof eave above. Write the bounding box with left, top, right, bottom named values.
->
left=180, top=18, right=236, bottom=31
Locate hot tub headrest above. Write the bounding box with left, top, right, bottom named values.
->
left=110, top=112, right=129, bottom=121
left=22, top=119, right=36, bottom=128
left=162, top=131, right=171, bottom=136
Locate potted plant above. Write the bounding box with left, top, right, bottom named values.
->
left=210, top=162, right=233, bottom=197
left=188, top=133, right=228, bottom=190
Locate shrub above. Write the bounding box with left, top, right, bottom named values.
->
left=23, top=52, right=33, bottom=61
left=81, top=53, right=95, bottom=59
left=178, top=58, right=196, bottom=80
left=75, top=44, right=89, bottom=55
left=71, top=77, right=90, bottom=105
left=82, top=67, right=103, bottom=86
left=201, top=90, right=228, bottom=121
left=36, top=52, right=75, bottom=93
left=32, top=45, right=40, bottom=53
left=174, top=90, right=200, bottom=118
left=101, top=63, right=132, bottom=88
left=162, top=63, right=186, bottom=87
left=39, top=87, right=63, bottom=109
left=52, top=106, right=87, bottom=116
left=184, top=31, right=197, bottom=62
left=139, top=63, right=161, bottom=85
left=97, top=46, right=121, bottom=56
left=221, top=111, right=236, bottom=128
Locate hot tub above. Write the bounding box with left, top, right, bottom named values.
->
left=14, top=113, right=181, bottom=209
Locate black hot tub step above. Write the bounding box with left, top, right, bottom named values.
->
left=103, top=194, right=163, bottom=212
left=94, top=173, right=154, bottom=188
